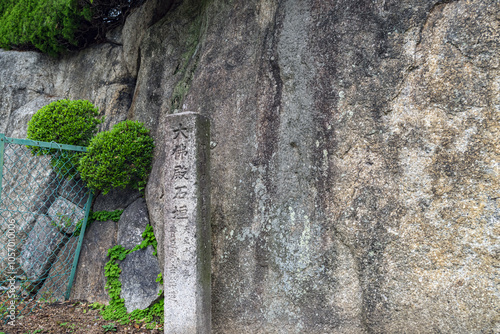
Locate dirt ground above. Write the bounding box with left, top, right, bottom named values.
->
left=0, top=300, right=163, bottom=334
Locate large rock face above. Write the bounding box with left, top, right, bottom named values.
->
left=1, top=0, right=498, bottom=332
left=69, top=220, right=117, bottom=304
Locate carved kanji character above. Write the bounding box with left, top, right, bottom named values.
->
left=172, top=144, right=188, bottom=159
left=173, top=123, right=188, bottom=139
left=172, top=205, right=188, bottom=219
left=172, top=165, right=189, bottom=180
left=174, top=186, right=188, bottom=199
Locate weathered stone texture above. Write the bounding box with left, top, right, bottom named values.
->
left=0, top=145, right=56, bottom=280
left=20, top=215, right=67, bottom=286
left=1, top=0, right=499, bottom=332
left=139, top=0, right=499, bottom=332
left=161, top=112, right=211, bottom=333
left=47, top=197, right=85, bottom=235
left=69, top=220, right=117, bottom=304
left=93, top=187, right=142, bottom=213
left=37, top=237, right=79, bottom=301
left=119, top=246, right=161, bottom=313
left=116, top=198, right=150, bottom=249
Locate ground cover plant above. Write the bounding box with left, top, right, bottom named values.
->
left=100, top=224, right=163, bottom=330
left=0, top=298, right=162, bottom=333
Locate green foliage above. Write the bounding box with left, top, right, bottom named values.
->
left=156, top=273, right=163, bottom=296
left=90, top=302, right=105, bottom=310
left=102, top=323, right=117, bottom=332
left=91, top=209, right=124, bottom=223
left=26, top=99, right=102, bottom=176
left=73, top=209, right=123, bottom=237
left=101, top=224, right=163, bottom=328
left=0, top=0, right=142, bottom=56
left=156, top=273, right=163, bottom=285
left=51, top=213, right=73, bottom=231
left=59, top=322, right=77, bottom=331
left=78, top=120, right=154, bottom=195
left=0, top=0, right=90, bottom=56
left=27, top=99, right=101, bottom=149
left=132, top=224, right=158, bottom=255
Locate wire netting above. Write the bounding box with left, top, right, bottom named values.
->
left=0, top=138, right=91, bottom=323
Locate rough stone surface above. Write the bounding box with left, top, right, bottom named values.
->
left=47, top=197, right=85, bottom=235
left=57, top=176, right=90, bottom=209
left=69, top=220, right=117, bottom=304
left=117, top=198, right=150, bottom=249
left=119, top=246, right=161, bottom=312
left=37, top=237, right=79, bottom=301
left=30, top=171, right=59, bottom=215
left=0, top=144, right=57, bottom=279
left=93, top=187, right=142, bottom=212
left=141, top=0, right=500, bottom=332
left=4, top=96, right=59, bottom=139
left=1, top=0, right=499, bottom=332
left=161, top=112, right=211, bottom=333
left=20, top=215, right=67, bottom=287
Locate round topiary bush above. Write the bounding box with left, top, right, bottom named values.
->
left=27, top=99, right=102, bottom=150
left=27, top=99, right=102, bottom=177
left=78, top=120, right=155, bottom=194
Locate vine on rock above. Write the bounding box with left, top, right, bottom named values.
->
left=101, top=224, right=163, bottom=329
left=73, top=209, right=124, bottom=237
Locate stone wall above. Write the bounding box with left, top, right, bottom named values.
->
left=0, top=0, right=498, bottom=332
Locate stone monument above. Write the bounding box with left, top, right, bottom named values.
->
left=163, top=112, right=211, bottom=333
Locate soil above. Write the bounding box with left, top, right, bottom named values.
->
left=0, top=300, right=163, bottom=334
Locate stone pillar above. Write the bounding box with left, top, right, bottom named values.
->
left=163, top=112, right=211, bottom=334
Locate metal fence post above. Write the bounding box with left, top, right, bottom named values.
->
left=65, top=191, right=93, bottom=300
left=0, top=133, right=5, bottom=195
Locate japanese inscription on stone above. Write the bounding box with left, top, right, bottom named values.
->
left=164, top=112, right=211, bottom=334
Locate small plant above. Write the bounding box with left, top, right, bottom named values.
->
left=51, top=213, right=73, bottom=231
left=73, top=209, right=124, bottom=236
left=156, top=272, right=163, bottom=285
left=59, top=322, right=77, bottom=331
left=91, top=210, right=124, bottom=222
left=102, top=323, right=117, bottom=332
left=78, top=120, right=155, bottom=195
left=90, top=302, right=105, bottom=310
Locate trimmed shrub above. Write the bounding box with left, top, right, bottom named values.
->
left=27, top=99, right=102, bottom=176
left=78, top=120, right=155, bottom=194
left=27, top=99, right=102, bottom=150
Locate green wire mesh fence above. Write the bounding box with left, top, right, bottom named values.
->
left=0, top=134, right=92, bottom=324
